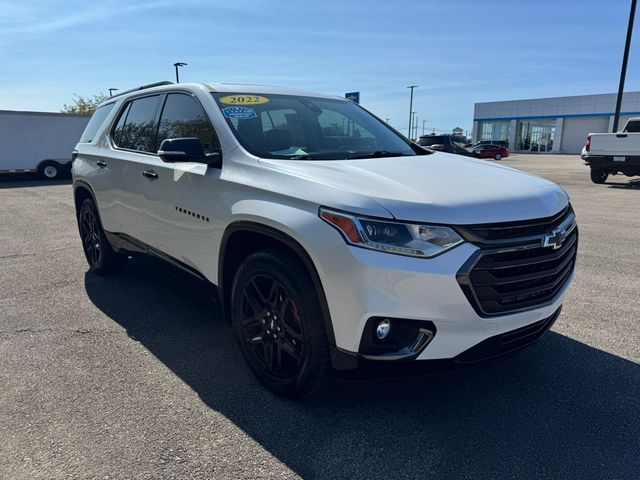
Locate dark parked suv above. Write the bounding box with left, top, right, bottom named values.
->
left=416, top=134, right=471, bottom=155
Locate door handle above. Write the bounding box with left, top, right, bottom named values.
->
left=142, top=170, right=158, bottom=180
left=96, top=160, right=107, bottom=168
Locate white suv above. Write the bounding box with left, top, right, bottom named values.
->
left=73, top=81, right=577, bottom=397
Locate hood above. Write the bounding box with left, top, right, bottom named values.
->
left=259, top=153, right=569, bottom=225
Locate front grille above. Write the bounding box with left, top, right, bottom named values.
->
left=459, top=205, right=572, bottom=243
left=457, top=208, right=577, bottom=316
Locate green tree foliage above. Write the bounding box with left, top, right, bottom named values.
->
left=61, top=93, right=110, bottom=115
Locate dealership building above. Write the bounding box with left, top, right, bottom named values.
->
left=471, top=91, right=640, bottom=153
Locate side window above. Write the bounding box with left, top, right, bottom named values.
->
left=79, top=103, right=115, bottom=143
left=115, top=95, right=161, bottom=153
left=111, top=102, right=131, bottom=146
left=157, top=94, right=218, bottom=153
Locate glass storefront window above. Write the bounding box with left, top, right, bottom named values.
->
left=478, top=120, right=510, bottom=144
left=516, top=119, right=556, bottom=152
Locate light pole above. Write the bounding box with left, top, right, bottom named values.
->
left=422, top=120, right=426, bottom=135
left=108, top=88, right=118, bottom=97
left=407, top=85, right=417, bottom=138
left=613, top=0, right=637, bottom=132
left=173, top=62, right=187, bottom=83
left=385, top=118, right=391, bottom=123
left=412, top=112, right=418, bottom=139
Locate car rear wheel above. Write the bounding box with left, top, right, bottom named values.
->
left=590, top=168, right=608, bottom=184
left=78, top=198, right=128, bottom=275
left=231, top=249, right=332, bottom=398
left=494, top=153, right=502, bottom=160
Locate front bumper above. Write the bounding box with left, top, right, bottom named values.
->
left=311, top=242, right=572, bottom=365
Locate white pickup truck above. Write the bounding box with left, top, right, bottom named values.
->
left=582, top=117, right=640, bottom=183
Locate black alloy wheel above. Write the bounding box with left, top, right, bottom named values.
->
left=77, top=198, right=127, bottom=275
left=231, top=250, right=331, bottom=398
left=239, top=274, right=305, bottom=380
left=80, top=205, right=102, bottom=268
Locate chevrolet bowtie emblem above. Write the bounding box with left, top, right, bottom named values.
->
left=543, top=228, right=567, bottom=249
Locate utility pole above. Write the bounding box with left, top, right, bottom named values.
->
left=173, top=62, right=187, bottom=83
left=108, top=88, right=118, bottom=97
left=408, top=112, right=418, bottom=140
left=422, top=120, right=426, bottom=135
left=613, top=0, right=637, bottom=132
left=413, top=113, right=418, bottom=139
left=407, top=85, right=417, bottom=138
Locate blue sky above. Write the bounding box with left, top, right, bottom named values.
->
left=1, top=0, right=639, bottom=135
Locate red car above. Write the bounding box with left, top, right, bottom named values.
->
left=474, top=144, right=509, bottom=160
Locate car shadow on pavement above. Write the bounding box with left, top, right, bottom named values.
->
left=84, top=259, right=639, bottom=479
left=607, top=178, right=640, bottom=189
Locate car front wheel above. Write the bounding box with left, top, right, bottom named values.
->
left=494, top=153, right=502, bottom=160
left=231, top=249, right=332, bottom=398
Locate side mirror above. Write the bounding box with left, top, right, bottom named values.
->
left=158, top=138, right=222, bottom=167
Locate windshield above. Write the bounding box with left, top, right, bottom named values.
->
left=212, top=93, right=422, bottom=160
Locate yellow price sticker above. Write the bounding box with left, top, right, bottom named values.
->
left=219, top=95, right=269, bottom=105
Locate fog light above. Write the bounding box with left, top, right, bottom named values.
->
left=375, top=319, right=392, bottom=340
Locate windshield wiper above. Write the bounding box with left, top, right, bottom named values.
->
left=346, top=150, right=412, bottom=159
left=289, top=154, right=312, bottom=160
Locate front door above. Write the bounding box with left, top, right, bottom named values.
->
left=140, top=92, right=221, bottom=280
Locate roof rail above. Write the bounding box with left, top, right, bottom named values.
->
left=109, top=81, right=175, bottom=99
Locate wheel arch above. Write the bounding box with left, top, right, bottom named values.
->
left=218, top=221, right=337, bottom=349
left=73, top=181, right=99, bottom=219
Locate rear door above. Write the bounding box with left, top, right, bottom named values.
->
left=92, top=94, right=161, bottom=240
left=140, top=92, right=222, bottom=278
left=95, top=94, right=163, bottom=242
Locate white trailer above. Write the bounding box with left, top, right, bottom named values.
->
left=0, top=110, right=90, bottom=179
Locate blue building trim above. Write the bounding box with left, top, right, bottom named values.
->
left=474, top=111, right=640, bottom=122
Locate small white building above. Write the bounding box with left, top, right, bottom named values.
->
left=471, top=92, right=640, bottom=153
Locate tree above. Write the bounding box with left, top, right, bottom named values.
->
left=61, top=93, right=110, bottom=115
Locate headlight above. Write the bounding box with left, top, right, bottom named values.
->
left=319, top=208, right=464, bottom=258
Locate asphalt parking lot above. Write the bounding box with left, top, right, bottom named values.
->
left=1, top=154, right=638, bottom=479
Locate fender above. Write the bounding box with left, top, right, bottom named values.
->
left=219, top=221, right=356, bottom=369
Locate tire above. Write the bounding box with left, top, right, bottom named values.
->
left=38, top=161, right=61, bottom=180
left=494, top=154, right=502, bottom=160
left=590, top=168, right=608, bottom=184
left=77, top=198, right=128, bottom=275
left=231, top=249, right=332, bottom=398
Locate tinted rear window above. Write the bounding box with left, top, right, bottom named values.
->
left=114, top=95, right=162, bottom=153
left=417, top=136, right=445, bottom=146
left=79, top=103, right=115, bottom=143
